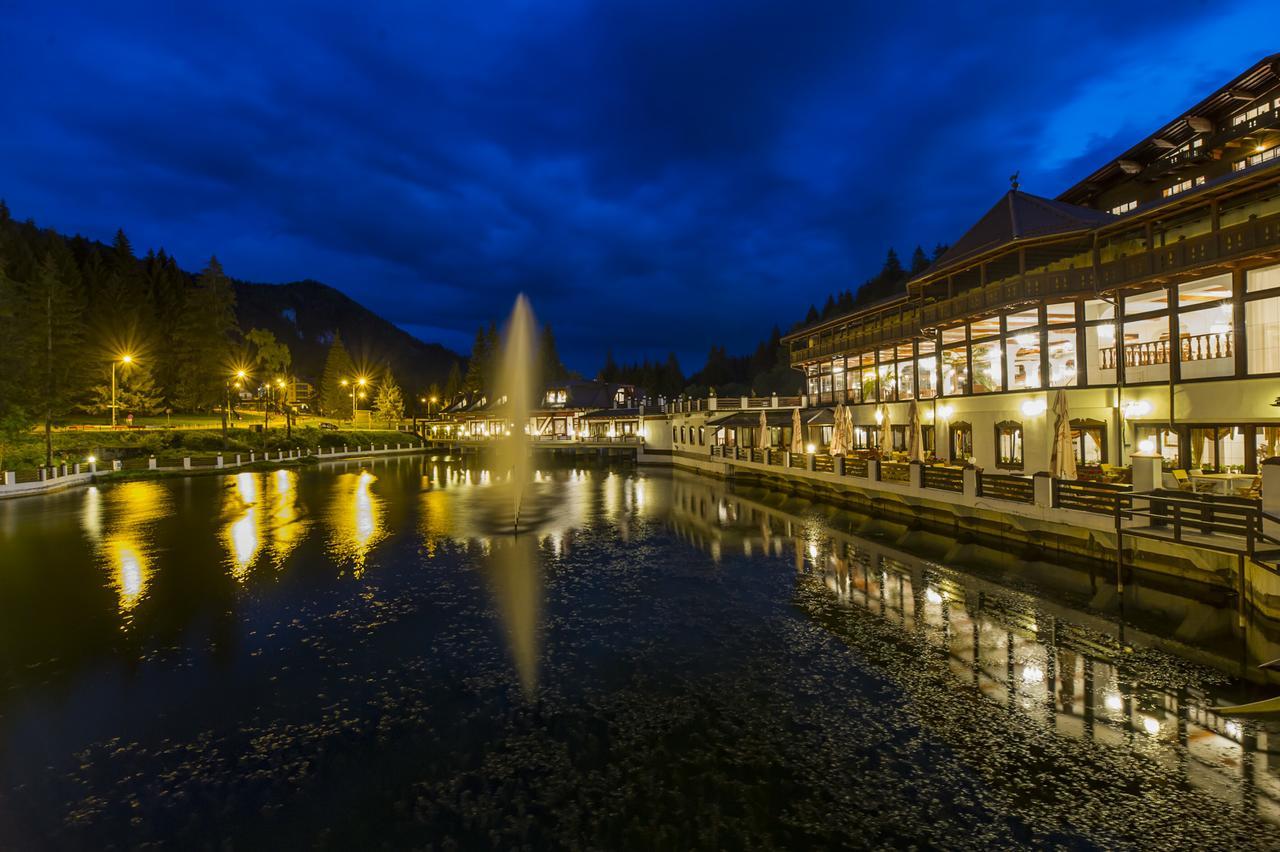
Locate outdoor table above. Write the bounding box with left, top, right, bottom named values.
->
left=1188, top=472, right=1255, bottom=493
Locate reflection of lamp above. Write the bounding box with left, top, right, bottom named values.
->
left=874, top=409, right=884, bottom=424
left=1104, top=693, right=1124, bottom=712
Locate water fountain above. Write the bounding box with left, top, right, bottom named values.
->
left=486, top=294, right=542, bottom=695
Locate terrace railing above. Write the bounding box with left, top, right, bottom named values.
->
left=1054, top=479, right=1131, bottom=515
left=879, top=461, right=910, bottom=483
left=977, top=473, right=1035, bottom=504
left=922, top=465, right=964, bottom=493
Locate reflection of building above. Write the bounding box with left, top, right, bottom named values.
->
left=427, top=381, right=647, bottom=442
left=780, top=55, right=1280, bottom=476
left=664, top=472, right=1280, bottom=824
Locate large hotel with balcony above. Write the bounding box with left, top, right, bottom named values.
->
left=779, top=54, right=1280, bottom=480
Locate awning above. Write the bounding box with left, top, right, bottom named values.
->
left=579, top=408, right=643, bottom=420
left=802, top=408, right=835, bottom=425
left=707, top=410, right=797, bottom=428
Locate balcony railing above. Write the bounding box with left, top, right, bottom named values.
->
left=790, top=207, right=1280, bottom=366
left=977, top=473, right=1035, bottom=504
left=922, top=465, right=964, bottom=493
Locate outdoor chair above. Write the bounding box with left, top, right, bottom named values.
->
left=1171, top=469, right=1194, bottom=492
left=1235, top=476, right=1262, bottom=500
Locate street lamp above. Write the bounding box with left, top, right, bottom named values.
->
left=224, top=369, right=248, bottom=444
left=111, top=354, right=134, bottom=428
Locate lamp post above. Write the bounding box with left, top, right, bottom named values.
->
left=111, top=354, right=133, bottom=428
left=343, top=376, right=368, bottom=425
left=224, top=369, right=248, bottom=444
left=278, top=379, right=291, bottom=440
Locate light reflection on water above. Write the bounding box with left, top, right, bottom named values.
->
left=80, top=481, right=171, bottom=622
left=326, top=469, right=384, bottom=575
left=666, top=474, right=1280, bottom=826
left=8, top=457, right=1280, bottom=843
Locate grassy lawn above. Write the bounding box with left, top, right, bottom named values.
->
left=2, top=424, right=419, bottom=471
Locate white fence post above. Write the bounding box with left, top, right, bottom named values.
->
left=113, top=460, right=123, bottom=472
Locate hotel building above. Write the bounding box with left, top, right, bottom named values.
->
left=780, top=54, right=1280, bottom=478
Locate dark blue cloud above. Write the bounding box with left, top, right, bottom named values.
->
left=0, top=1, right=1270, bottom=372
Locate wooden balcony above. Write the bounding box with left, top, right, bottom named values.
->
left=790, top=207, right=1280, bottom=367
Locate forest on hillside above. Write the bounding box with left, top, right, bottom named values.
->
left=0, top=204, right=448, bottom=463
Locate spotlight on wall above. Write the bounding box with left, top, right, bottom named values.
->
left=1020, top=399, right=1047, bottom=416
left=937, top=404, right=953, bottom=420
left=1137, top=439, right=1155, bottom=454
left=1122, top=400, right=1152, bottom=418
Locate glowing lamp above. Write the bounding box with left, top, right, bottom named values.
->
left=874, top=409, right=884, bottom=424
left=937, top=404, right=953, bottom=420
left=86, top=455, right=97, bottom=464
left=806, top=443, right=816, bottom=454
left=1020, top=399, right=1047, bottom=416
left=1137, top=439, right=1155, bottom=454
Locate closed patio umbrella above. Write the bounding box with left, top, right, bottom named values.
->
left=907, top=401, right=924, bottom=463
left=879, top=404, right=892, bottom=454
left=829, top=404, right=848, bottom=456
left=842, top=404, right=857, bottom=454
left=1050, top=390, right=1077, bottom=480
left=759, top=408, right=770, bottom=450
left=791, top=407, right=804, bottom=454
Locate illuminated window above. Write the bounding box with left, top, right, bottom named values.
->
left=1231, top=101, right=1271, bottom=126
left=1110, top=200, right=1137, bottom=215
left=1162, top=176, right=1206, bottom=198
left=1233, top=145, right=1279, bottom=171
left=995, top=421, right=1023, bottom=470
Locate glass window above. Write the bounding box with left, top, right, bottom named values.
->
left=1177, top=273, right=1232, bottom=306
left=950, top=422, right=973, bottom=462
left=1178, top=305, right=1234, bottom=378
left=971, top=340, right=1003, bottom=394
left=1123, top=315, right=1171, bottom=382
left=897, top=360, right=916, bottom=400
left=941, top=325, right=967, bottom=345
left=831, top=357, right=846, bottom=398
left=995, top=421, right=1023, bottom=470
left=1247, top=296, right=1280, bottom=374
left=877, top=359, right=897, bottom=401
left=941, top=347, right=968, bottom=396
left=1259, top=427, right=1280, bottom=466
left=1124, top=287, right=1168, bottom=316
left=968, top=315, right=1001, bottom=340
left=916, top=351, right=937, bottom=400
left=1004, top=308, right=1039, bottom=332
left=1071, top=420, right=1106, bottom=465
left=1045, top=301, right=1076, bottom=325
left=1248, top=263, right=1280, bottom=293
left=1084, top=299, right=1116, bottom=322
left=1047, top=328, right=1078, bottom=387
left=1085, top=322, right=1118, bottom=385
left=1006, top=332, right=1041, bottom=390
left=1189, top=426, right=1246, bottom=472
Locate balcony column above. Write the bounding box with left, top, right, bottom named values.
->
left=1131, top=452, right=1163, bottom=493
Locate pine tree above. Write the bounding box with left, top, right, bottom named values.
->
left=463, top=327, right=489, bottom=393
left=443, top=360, right=463, bottom=400
left=910, top=245, right=931, bottom=275
left=16, top=248, right=88, bottom=465
left=318, top=333, right=356, bottom=416
left=172, top=256, right=237, bottom=410
left=599, top=350, right=619, bottom=382
left=373, top=372, right=405, bottom=425
left=539, top=323, right=566, bottom=383
left=85, top=359, right=163, bottom=416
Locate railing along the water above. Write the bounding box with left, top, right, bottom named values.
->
left=978, top=472, right=1035, bottom=504
left=1054, top=479, right=1131, bottom=515
left=879, top=461, right=909, bottom=483
left=845, top=458, right=868, bottom=478
left=922, top=465, right=964, bottom=493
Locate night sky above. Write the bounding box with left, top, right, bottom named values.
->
left=0, top=2, right=1272, bottom=372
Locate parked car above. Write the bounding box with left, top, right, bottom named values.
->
left=319, top=422, right=339, bottom=431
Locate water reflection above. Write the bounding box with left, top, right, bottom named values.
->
left=80, top=481, right=171, bottom=623
left=327, top=469, right=385, bottom=575
left=666, top=474, right=1280, bottom=825
left=221, top=469, right=308, bottom=578
left=485, top=535, right=541, bottom=695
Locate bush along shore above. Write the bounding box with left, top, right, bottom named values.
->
left=1, top=426, right=422, bottom=474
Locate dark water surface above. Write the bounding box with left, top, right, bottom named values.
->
left=0, top=456, right=1277, bottom=850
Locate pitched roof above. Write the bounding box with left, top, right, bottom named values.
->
left=917, top=191, right=1115, bottom=282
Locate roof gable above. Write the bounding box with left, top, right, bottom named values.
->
left=918, top=191, right=1115, bottom=282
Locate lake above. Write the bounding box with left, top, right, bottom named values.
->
left=0, top=455, right=1276, bottom=849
